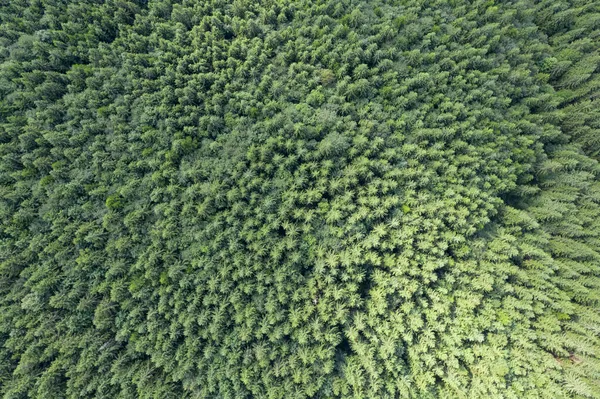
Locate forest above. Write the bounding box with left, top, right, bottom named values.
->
left=0, top=0, right=599, bottom=398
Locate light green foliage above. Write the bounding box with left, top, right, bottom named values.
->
left=0, top=0, right=599, bottom=398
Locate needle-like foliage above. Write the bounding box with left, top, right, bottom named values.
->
left=1, top=0, right=599, bottom=398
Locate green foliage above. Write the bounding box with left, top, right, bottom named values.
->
left=1, top=0, right=599, bottom=398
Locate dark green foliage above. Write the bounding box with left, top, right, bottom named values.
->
left=1, top=0, right=599, bottom=398
left=534, top=0, right=600, bottom=159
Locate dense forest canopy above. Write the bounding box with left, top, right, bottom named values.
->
left=1, top=0, right=599, bottom=398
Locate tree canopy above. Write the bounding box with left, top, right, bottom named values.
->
left=1, top=0, right=599, bottom=398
